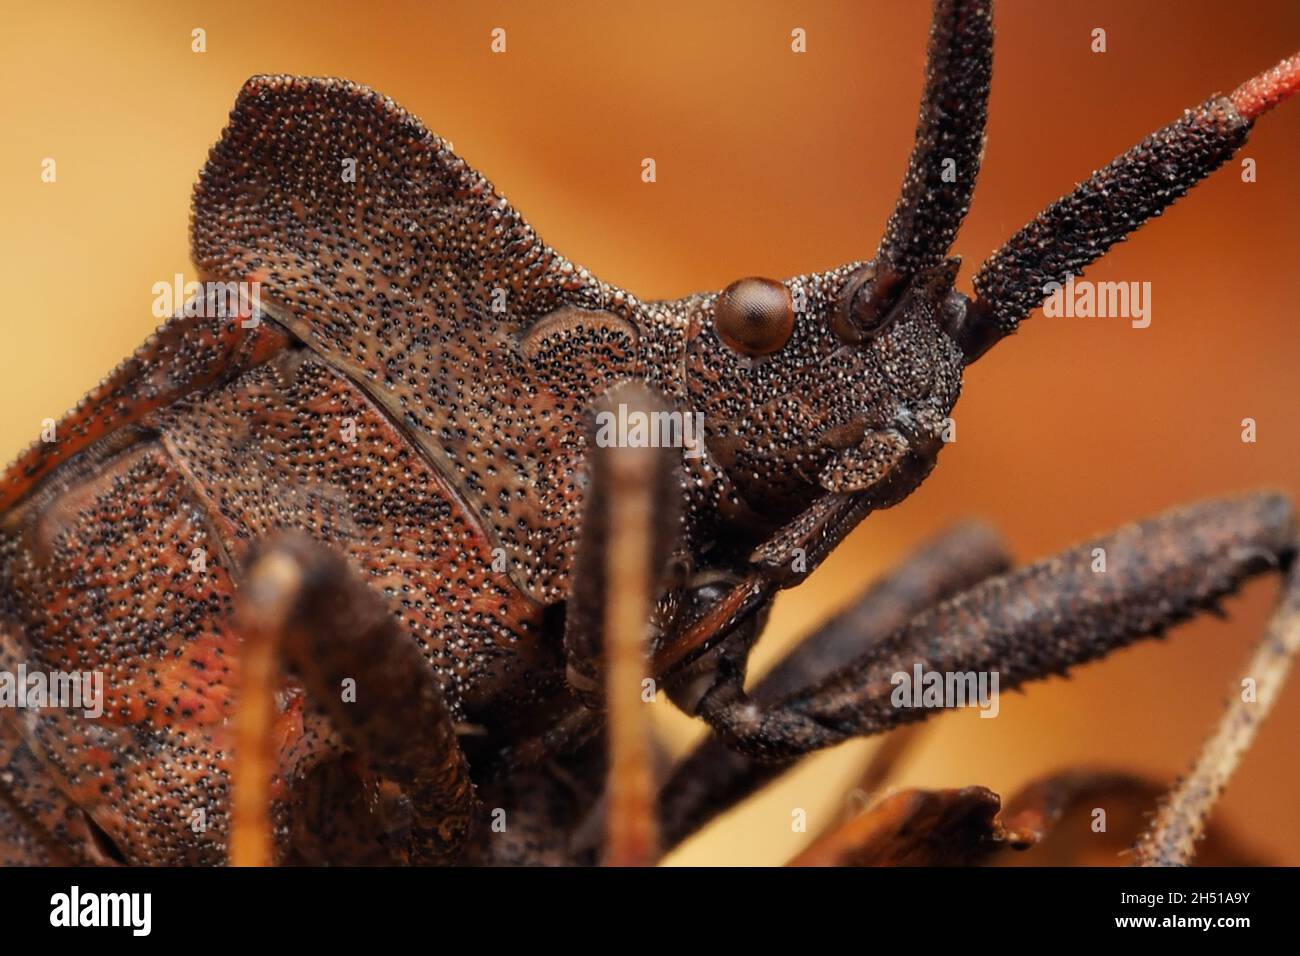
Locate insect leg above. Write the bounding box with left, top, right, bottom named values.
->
left=1135, top=559, right=1300, bottom=866
left=657, top=520, right=1009, bottom=849
left=682, top=493, right=1295, bottom=771
left=232, top=534, right=479, bottom=865
left=565, top=383, right=684, bottom=865
left=787, top=785, right=1025, bottom=867
left=654, top=492, right=884, bottom=676
left=564, top=384, right=683, bottom=703
left=657, top=485, right=994, bottom=679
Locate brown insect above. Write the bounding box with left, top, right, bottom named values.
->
left=1, top=0, right=1298, bottom=867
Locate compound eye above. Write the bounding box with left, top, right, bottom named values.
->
left=714, top=277, right=795, bottom=357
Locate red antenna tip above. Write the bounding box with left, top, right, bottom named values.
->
left=1231, top=51, right=1300, bottom=120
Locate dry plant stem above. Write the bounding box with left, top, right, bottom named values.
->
left=1135, top=562, right=1300, bottom=866
left=793, top=771, right=1157, bottom=868
left=602, top=444, right=662, bottom=866
left=231, top=553, right=299, bottom=867
left=788, top=786, right=1025, bottom=867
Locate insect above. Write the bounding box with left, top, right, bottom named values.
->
left=1, top=0, right=1298, bottom=867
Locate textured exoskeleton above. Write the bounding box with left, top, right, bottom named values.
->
left=2, top=0, right=1299, bottom=867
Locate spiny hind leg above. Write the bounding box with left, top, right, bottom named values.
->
left=657, top=519, right=1010, bottom=850
left=683, top=491, right=1296, bottom=859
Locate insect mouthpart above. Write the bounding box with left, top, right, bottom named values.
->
left=821, top=406, right=950, bottom=496
left=891, top=405, right=950, bottom=453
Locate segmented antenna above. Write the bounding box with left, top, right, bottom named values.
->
left=1231, top=51, right=1300, bottom=120
left=844, top=0, right=993, bottom=338
left=960, top=51, right=1300, bottom=362
left=875, top=0, right=993, bottom=279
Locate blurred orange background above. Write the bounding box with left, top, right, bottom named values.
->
left=1, top=1, right=1298, bottom=865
